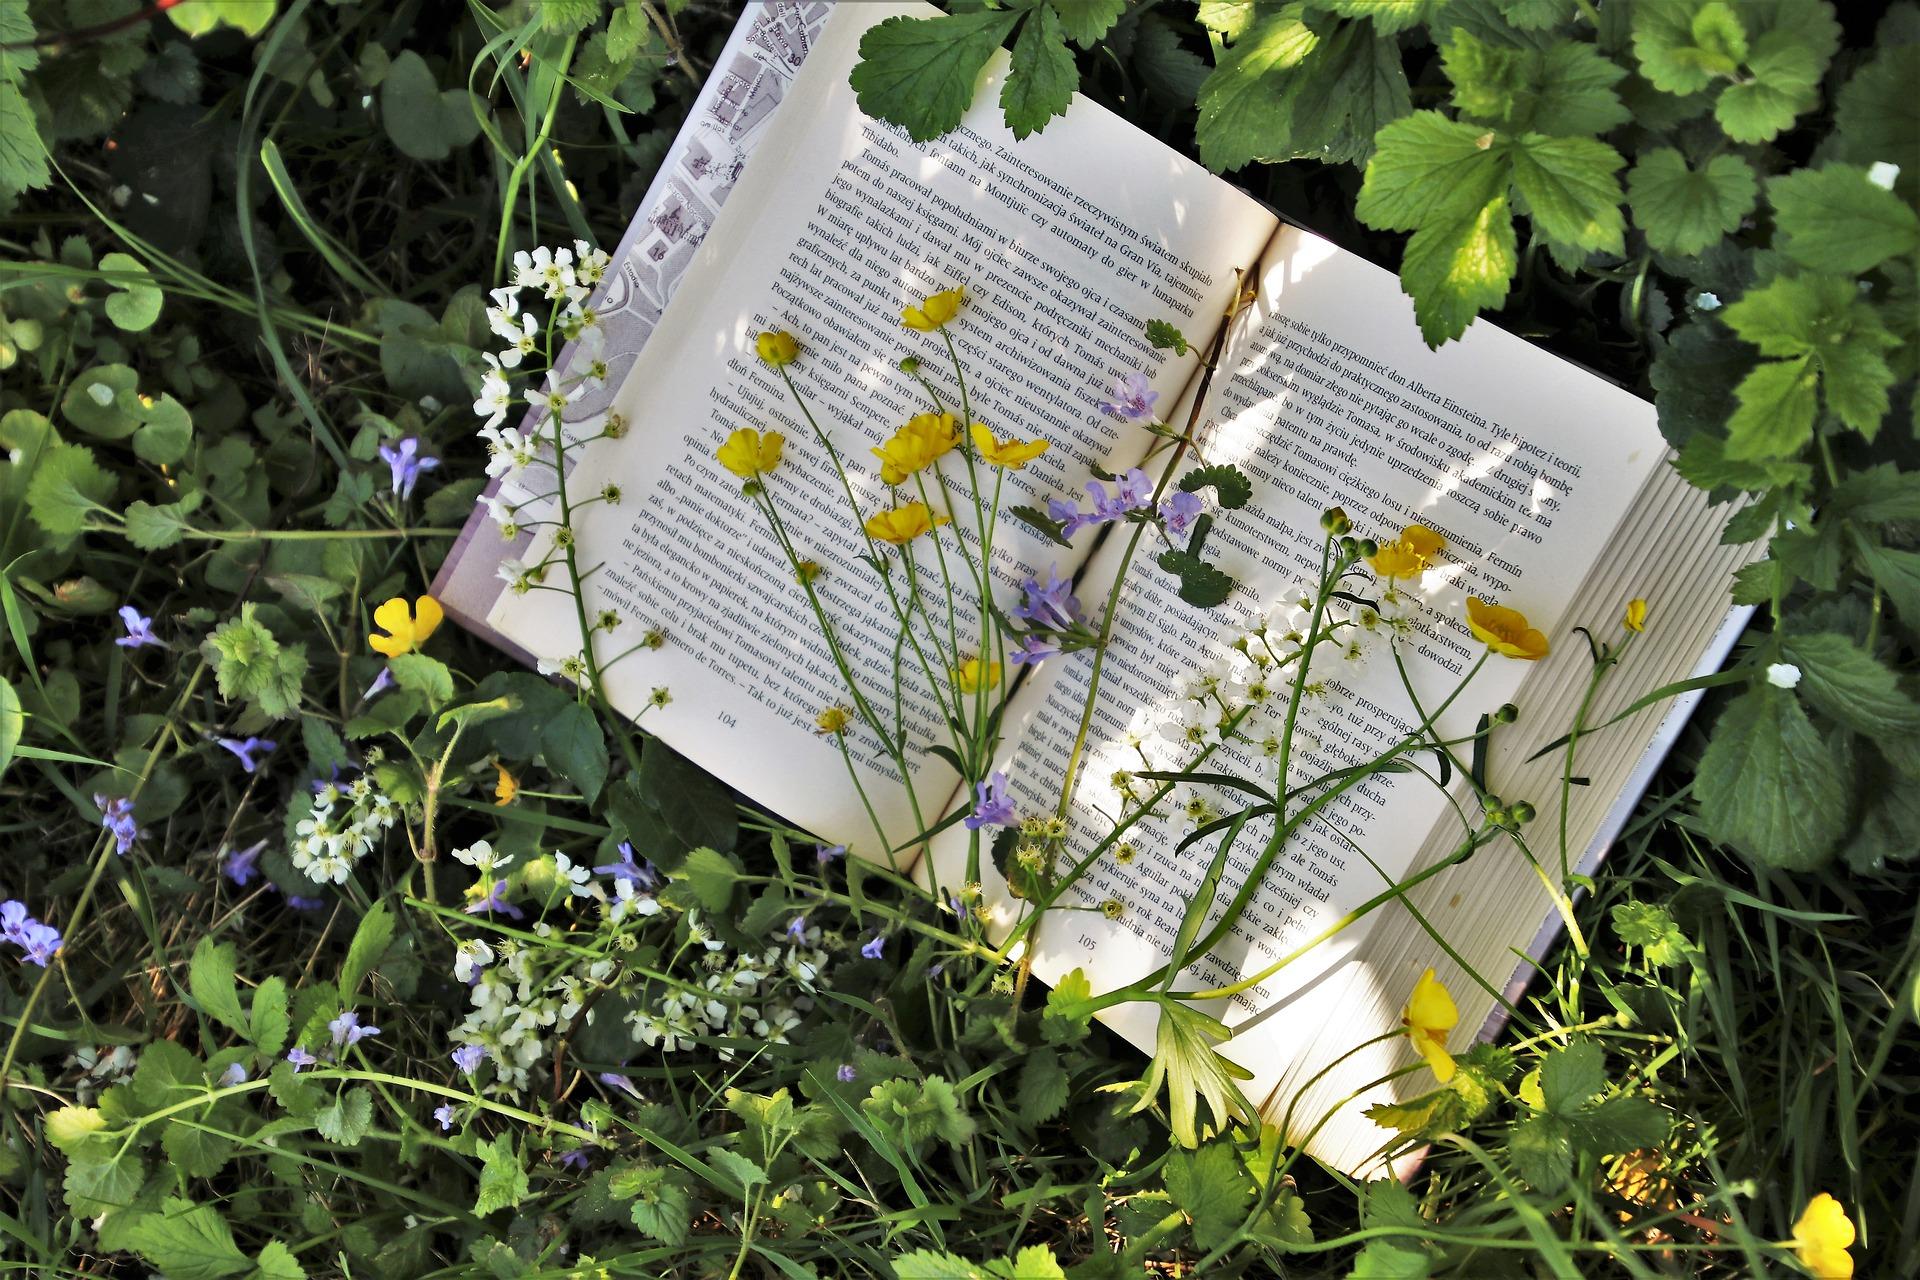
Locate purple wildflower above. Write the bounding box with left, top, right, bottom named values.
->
left=0, top=901, right=30, bottom=947
left=287, top=1047, right=317, bottom=1071
left=1048, top=495, right=1098, bottom=540
left=860, top=935, right=886, bottom=960
left=363, top=668, right=395, bottom=702
left=310, top=763, right=357, bottom=795
left=559, top=1148, right=591, bottom=1172
left=1097, top=371, right=1158, bottom=421
left=378, top=437, right=440, bottom=499
left=963, top=771, right=1016, bottom=831
left=115, top=605, right=163, bottom=649
left=286, top=894, right=328, bottom=911
left=327, top=1010, right=380, bottom=1053
left=1095, top=468, right=1154, bottom=519
left=836, top=1063, right=858, bottom=1083
left=1009, top=634, right=1060, bottom=667
left=452, top=1043, right=487, bottom=1073
left=816, top=844, right=847, bottom=864
left=1160, top=490, right=1205, bottom=537
left=1013, top=565, right=1081, bottom=630
left=222, top=840, right=266, bottom=887
left=464, top=879, right=524, bottom=920
left=598, top=1070, right=640, bottom=1098
left=593, top=842, right=659, bottom=889
left=95, top=794, right=140, bottom=855
left=17, top=921, right=62, bottom=967
left=220, top=1063, right=248, bottom=1087
left=785, top=915, right=809, bottom=940
left=215, top=736, right=276, bottom=774
left=434, top=1103, right=456, bottom=1131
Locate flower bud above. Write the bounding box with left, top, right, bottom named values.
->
left=898, top=356, right=921, bottom=374
left=1358, top=537, right=1379, bottom=558
left=1493, top=702, right=1519, bottom=724
left=1480, top=793, right=1504, bottom=814
left=1510, top=800, right=1536, bottom=824
left=1338, top=535, right=1359, bottom=559
left=1320, top=506, right=1351, bottom=535
left=1487, top=807, right=1511, bottom=827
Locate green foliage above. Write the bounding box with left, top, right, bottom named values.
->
left=204, top=604, right=308, bottom=720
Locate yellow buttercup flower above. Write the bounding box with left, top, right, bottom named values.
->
left=369, top=595, right=443, bottom=658
left=902, top=286, right=965, bottom=331
left=873, top=411, right=959, bottom=484
left=1793, top=1193, right=1856, bottom=1279
left=493, top=764, right=518, bottom=806
left=1466, top=596, right=1549, bottom=661
left=715, top=428, right=785, bottom=479
left=864, top=501, right=949, bottom=545
left=969, top=422, right=1049, bottom=470
left=1623, top=598, right=1648, bottom=633
left=1402, top=967, right=1459, bottom=1083
left=953, top=657, right=1001, bottom=693
left=755, top=330, right=799, bottom=367
left=814, top=706, right=852, bottom=735
left=1368, top=524, right=1444, bottom=579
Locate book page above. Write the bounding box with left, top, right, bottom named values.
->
left=941, top=223, right=1669, bottom=1068
left=484, top=1, right=1276, bottom=859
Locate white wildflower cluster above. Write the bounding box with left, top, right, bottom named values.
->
left=291, top=777, right=399, bottom=884
left=625, top=911, right=831, bottom=1060
left=473, top=241, right=615, bottom=537
left=446, top=842, right=832, bottom=1095
left=63, top=1044, right=138, bottom=1105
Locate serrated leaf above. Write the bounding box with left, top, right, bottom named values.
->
left=1856, top=542, right=1920, bottom=626
left=97, top=1197, right=251, bottom=1280
left=1053, top=0, right=1126, bottom=47
left=1180, top=462, right=1253, bottom=509
left=251, top=1240, right=306, bottom=1280
left=1695, top=683, right=1850, bottom=870
left=64, top=1150, right=144, bottom=1216
left=1357, top=112, right=1507, bottom=234
left=1399, top=192, right=1518, bottom=346
left=189, top=937, right=248, bottom=1036
left=26, top=443, right=114, bottom=537
left=124, top=496, right=204, bottom=550
left=1715, top=32, right=1825, bottom=144
left=850, top=11, right=1021, bottom=143
left=1015, top=1048, right=1069, bottom=1124
left=1509, top=1113, right=1575, bottom=1189
left=1317, top=0, right=1444, bottom=36
left=1145, top=318, right=1189, bottom=354
left=162, top=1120, right=236, bottom=1179
left=475, top=1135, right=530, bottom=1214
left=1536, top=1039, right=1604, bottom=1113
left=674, top=846, right=739, bottom=913
left=314, top=1088, right=373, bottom=1146
left=1164, top=1140, right=1254, bottom=1251
left=1724, top=356, right=1817, bottom=461
left=1627, top=148, right=1756, bottom=255
left=627, top=1171, right=693, bottom=1245
left=705, top=1147, right=767, bottom=1195
left=1508, top=133, right=1626, bottom=254
left=1444, top=31, right=1628, bottom=137
left=1781, top=632, right=1920, bottom=736
left=1157, top=547, right=1238, bottom=607
left=1042, top=967, right=1095, bottom=1043
left=1001, top=3, right=1075, bottom=140
left=1632, top=0, right=1748, bottom=96
left=388, top=653, right=453, bottom=710
left=1769, top=164, right=1920, bottom=275
left=1834, top=43, right=1919, bottom=204
left=0, top=81, right=48, bottom=195
left=1193, top=5, right=1319, bottom=173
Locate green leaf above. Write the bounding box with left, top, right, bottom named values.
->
left=1828, top=463, right=1920, bottom=523
left=169, top=0, right=275, bottom=36
left=123, top=495, right=204, bottom=550
left=850, top=11, right=1021, bottom=143
left=1052, top=0, right=1126, bottom=47
left=204, top=604, right=307, bottom=720
left=314, top=1088, right=373, bottom=1146
left=1834, top=44, right=1920, bottom=204
left=1357, top=112, right=1507, bottom=234
left=1042, top=967, right=1095, bottom=1043
left=475, top=1135, right=531, bottom=1215
left=1348, top=1240, right=1433, bottom=1279
left=1627, top=148, right=1756, bottom=255
left=1781, top=632, right=1920, bottom=736
left=64, top=1149, right=145, bottom=1216
left=26, top=443, right=114, bottom=537
left=1507, top=133, right=1626, bottom=254
left=251, top=1240, right=306, bottom=1280
left=674, top=846, right=740, bottom=913
left=0, top=676, right=20, bottom=781
left=1722, top=273, right=1898, bottom=439
left=1695, top=683, right=1851, bottom=870
left=1180, top=463, right=1254, bottom=510
left=132, top=393, right=194, bottom=466
left=1399, top=192, right=1518, bottom=346
left=1724, top=356, right=1818, bottom=461
left=705, top=1147, right=767, bottom=1195
left=1157, top=547, right=1238, bottom=607
left=1715, top=31, right=1827, bottom=144
left=188, top=937, right=248, bottom=1037
left=1444, top=32, right=1628, bottom=136
left=538, top=0, right=598, bottom=33
left=381, top=51, right=481, bottom=162
left=1769, top=164, right=1920, bottom=275
left=62, top=365, right=140, bottom=438
left=339, top=900, right=395, bottom=1000
left=639, top=742, right=738, bottom=855
left=0, top=81, right=48, bottom=195
left=1015, top=1047, right=1069, bottom=1125
left=1536, top=1039, right=1604, bottom=1112
left=1001, top=4, right=1075, bottom=140
left=1856, top=542, right=1920, bottom=623
left=1509, top=1113, right=1576, bottom=1189
left=540, top=702, right=608, bottom=803
left=98, top=1197, right=252, bottom=1280
left=862, top=1075, right=976, bottom=1150
left=1193, top=5, right=1319, bottom=172
left=1130, top=1000, right=1252, bottom=1147
left=162, top=1120, right=236, bottom=1179
left=250, top=976, right=290, bottom=1057
left=1316, top=0, right=1444, bottom=35
left=1165, top=1140, right=1254, bottom=1251
left=1632, top=0, right=1748, bottom=95
left=388, top=653, right=453, bottom=710
left=622, top=1166, right=693, bottom=1246
left=1145, top=319, right=1190, bottom=355
left=99, top=252, right=163, bottom=331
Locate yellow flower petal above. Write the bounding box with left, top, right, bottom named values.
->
left=1403, top=967, right=1459, bottom=1083
left=953, top=657, right=1001, bottom=693
left=494, top=764, right=517, bottom=806
left=369, top=595, right=441, bottom=658
left=970, top=421, right=1049, bottom=470
left=872, top=412, right=958, bottom=484
left=1466, top=596, right=1549, bottom=661
left=755, top=330, right=799, bottom=367
left=1623, top=598, right=1648, bottom=633
left=412, top=595, right=444, bottom=643
left=1369, top=524, right=1445, bottom=580
left=902, top=286, right=965, bottom=331
left=863, top=501, right=949, bottom=545
left=716, top=428, right=784, bottom=479
left=1793, top=1194, right=1856, bottom=1279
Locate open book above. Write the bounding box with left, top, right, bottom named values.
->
left=447, top=2, right=1753, bottom=1174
